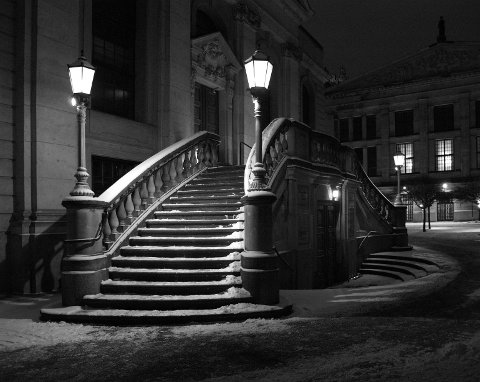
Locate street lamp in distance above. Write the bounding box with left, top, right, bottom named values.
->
left=67, top=52, right=95, bottom=197
left=393, top=150, right=406, bottom=205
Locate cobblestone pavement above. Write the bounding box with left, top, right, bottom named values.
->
left=0, top=222, right=479, bottom=381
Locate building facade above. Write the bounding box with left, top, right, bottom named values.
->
left=1, top=0, right=330, bottom=294
left=326, top=37, right=480, bottom=223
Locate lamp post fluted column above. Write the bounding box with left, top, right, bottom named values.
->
left=71, top=103, right=94, bottom=197
left=241, top=51, right=279, bottom=305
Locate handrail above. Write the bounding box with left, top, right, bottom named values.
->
left=274, top=246, right=294, bottom=272
left=98, top=131, right=220, bottom=250
left=243, top=118, right=398, bottom=225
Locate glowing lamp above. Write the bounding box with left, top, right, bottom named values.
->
left=244, top=50, right=273, bottom=89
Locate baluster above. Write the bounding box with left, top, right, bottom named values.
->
left=133, top=186, right=142, bottom=216
left=147, top=173, right=156, bottom=203
left=184, top=151, right=192, bottom=177
left=161, top=162, right=172, bottom=190
left=275, top=137, right=283, bottom=160
left=154, top=167, right=164, bottom=197
left=205, top=143, right=213, bottom=168
left=265, top=151, right=273, bottom=176
left=117, top=198, right=127, bottom=232
left=197, top=143, right=205, bottom=169
left=176, top=153, right=185, bottom=182
left=125, top=192, right=134, bottom=224
left=109, top=208, right=119, bottom=240
left=211, top=142, right=218, bottom=166
left=140, top=180, right=149, bottom=209
left=270, top=145, right=278, bottom=167
left=169, top=159, right=177, bottom=185
left=191, top=146, right=199, bottom=173
left=103, top=211, right=112, bottom=248
left=280, top=132, right=288, bottom=152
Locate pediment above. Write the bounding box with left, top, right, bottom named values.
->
left=192, top=32, right=242, bottom=90
left=327, top=42, right=480, bottom=95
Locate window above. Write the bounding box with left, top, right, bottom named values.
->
left=92, top=0, right=136, bottom=119
left=437, top=200, right=454, bottom=221
left=367, top=146, right=377, bottom=176
left=395, top=142, right=414, bottom=174
left=434, top=104, right=454, bottom=132
left=477, top=137, right=480, bottom=168
left=352, top=117, right=362, bottom=141
left=395, top=110, right=413, bottom=136
left=339, top=118, right=349, bottom=142
left=354, top=147, right=363, bottom=167
left=435, top=139, right=454, bottom=171
left=92, top=155, right=140, bottom=196
left=366, top=115, right=376, bottom=139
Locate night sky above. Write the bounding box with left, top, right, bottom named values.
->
left=303, top=0, right=480, bottom=79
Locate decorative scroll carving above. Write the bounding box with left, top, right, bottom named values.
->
left=197, top=39, right=227, bottom=80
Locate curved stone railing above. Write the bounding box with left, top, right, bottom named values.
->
left=97, top=131, right=219, bottom=251
left=244, top=118, right=396, bottom=224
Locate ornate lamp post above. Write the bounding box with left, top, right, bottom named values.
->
left=61, top=53, right=107, bottom=306
left=393, top=150, right=406, bottom=205
left=67, top=52, right=95, bottom=197
left=241, top=50, right=279, bottom=305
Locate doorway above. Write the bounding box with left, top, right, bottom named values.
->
left=315, top=202, right=338, bottom=287
left=194, top=83, right=219, bottom=135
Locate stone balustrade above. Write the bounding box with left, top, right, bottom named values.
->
left=98, top=132, right=220, bottom=253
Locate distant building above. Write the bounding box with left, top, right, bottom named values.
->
left=326, top=23, right=480, bottom=223
left=1, top=0, right=330, bottom=294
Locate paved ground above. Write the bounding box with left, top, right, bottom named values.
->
left=1, top=221, right=479, bottom=381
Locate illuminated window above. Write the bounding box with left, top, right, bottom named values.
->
left=435, top=139, right=453, bottom=171
left=395, top=142, right=413, bottom=174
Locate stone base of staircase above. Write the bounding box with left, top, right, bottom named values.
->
left=40, top=300, right=292, bottom=325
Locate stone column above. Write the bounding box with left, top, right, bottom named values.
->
left=61, top=196, right=108, bottom=306
left=280, top=43, right=301, bottom=119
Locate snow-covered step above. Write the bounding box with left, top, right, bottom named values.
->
left=111, top=254, right=240, bottom=269
left=137, top=227, right=243, bottom=237
left=41, top=303, right=292, bottom=325
left=120, top=245, right=244, bottom=257
left=100, top=277, right=241, bottom=295
left=154, top=210, right=243, bottom=220
left=128, top=235, right=244, bottom=247
left=176, top=187, right=244, bottom=196
left=82, top=287, right=252, bottom=310
left=161, top=202, right=243, bottom=211
left=185, top=180, right=243, bottom=188
left=145, top=218, right=243, bottom=229
left=108, top=263, right=241, bottom=281
left=169, top=194, right=242, bottom=202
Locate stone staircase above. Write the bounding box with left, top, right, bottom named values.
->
left=41, top=166, right=291, bottom=324
left=359, top=251, right=439, bottom=282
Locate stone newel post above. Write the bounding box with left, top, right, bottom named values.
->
left=61, top=197, right=108, bottom=306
